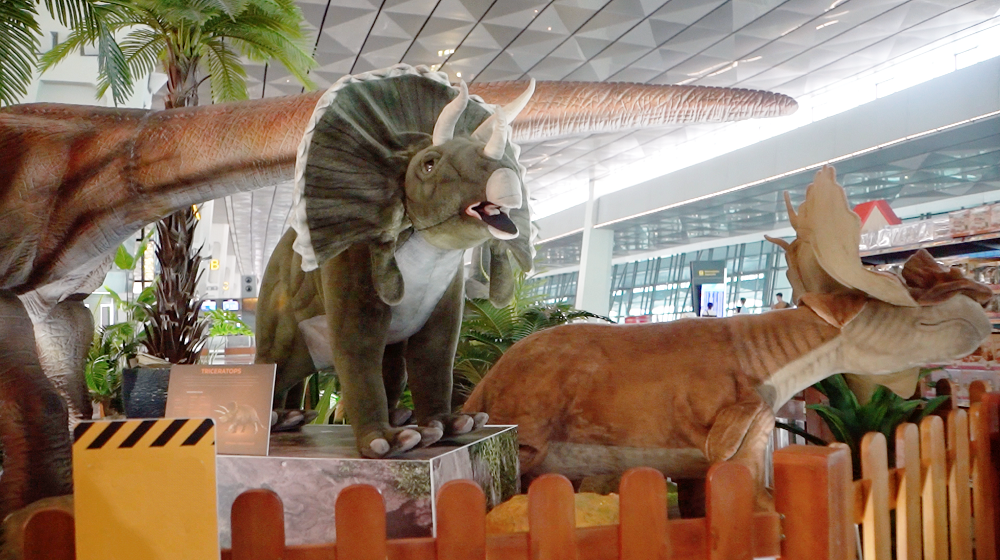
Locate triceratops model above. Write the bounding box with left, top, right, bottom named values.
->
left=0, top=63, right=796, bottom=518
left=255, top=68, right=535, bottom=457
left=465, top=166, right=992, bottom=511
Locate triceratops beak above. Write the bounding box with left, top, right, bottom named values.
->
left=465, top=167, right=521, bottom=240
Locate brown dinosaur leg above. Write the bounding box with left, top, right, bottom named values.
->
left=705, top=400, right=776, bottom=512
left=23, top=296, right=94, bottom=421
left=405, top=263, right=485, bottom=441
left=726, top=406, right=776, bottom=512
left=0, top=291, right=73, bottom=519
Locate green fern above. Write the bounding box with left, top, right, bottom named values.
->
left=453, top=272, right=612, bottom=403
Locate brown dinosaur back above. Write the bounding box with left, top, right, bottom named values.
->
left=464, top=307, right=839, bottom=454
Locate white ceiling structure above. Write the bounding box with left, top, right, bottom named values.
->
left=224, top=0, right=1000, bottom=279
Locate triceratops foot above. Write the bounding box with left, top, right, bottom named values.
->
left=269, top=409, right=319, bottom=432
left=360, top=427, right=422, bottom=458
left=422, top=412, right=489, bottom=437
left=389, top=407, right=413, bottom=427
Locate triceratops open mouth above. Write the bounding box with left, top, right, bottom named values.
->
left=466, top=201, right=518, bottom=239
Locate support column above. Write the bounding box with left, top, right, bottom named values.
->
left=575, top=179, right=614, bottom=316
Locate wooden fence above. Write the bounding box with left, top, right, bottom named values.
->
left=20, top=389, right=1000, bottom=560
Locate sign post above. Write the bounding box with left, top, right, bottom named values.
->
left=690, top=260, right=727, bottom=317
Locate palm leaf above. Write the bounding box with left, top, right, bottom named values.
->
left=0, top=0, right=41, bottom=107
left=216, top=25, right=315, bottom=88
left=202, top=37, right=248, bottom=102
left=118, top=28, right=166, bottom=84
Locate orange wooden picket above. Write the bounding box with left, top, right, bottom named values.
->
left=19, top=391, right=1000, bottom=560
left=23, top=508, right=74, bottom=560
left=617, top=467, right=668, bottom=560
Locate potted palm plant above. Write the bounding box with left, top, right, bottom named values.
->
left=41, top=0, right=316, bottom=417
left=122, top=211, right=209, bottom=417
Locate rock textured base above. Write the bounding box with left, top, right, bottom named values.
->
left=216, top=425, right=518, bottom=547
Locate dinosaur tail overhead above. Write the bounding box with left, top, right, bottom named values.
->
left=467, top=81, right=799, bottom=143
left=0, top=93, right=323, bottom=293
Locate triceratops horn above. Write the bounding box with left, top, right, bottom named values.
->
left=472, top=78, right=536, bottom=144
left=433, top=80, right=469, bottom=146
left=784, top=191, right=798, bottom=229
left=481, top=108, right=508, bottom=160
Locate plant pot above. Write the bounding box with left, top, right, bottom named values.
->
left=122, top=367, right=171, bottom=418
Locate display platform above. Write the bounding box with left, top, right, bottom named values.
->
left=216, top=425, right=518, bottom=547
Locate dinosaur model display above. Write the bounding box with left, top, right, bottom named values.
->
left=464, top=166, right=993, bottom=512
left=255, top=68, right=535, bottom=457
left=0, top=63, right=796, bottom=517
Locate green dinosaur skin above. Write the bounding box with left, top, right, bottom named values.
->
left=257, top=231, right=468, bottom=455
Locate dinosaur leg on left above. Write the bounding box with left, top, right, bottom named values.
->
left=19, top=292, right=94, bottom=422
left=0, top=291, right=73, bottom=519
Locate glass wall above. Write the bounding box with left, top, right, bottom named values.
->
left=531, top=238, right=794, bottom=322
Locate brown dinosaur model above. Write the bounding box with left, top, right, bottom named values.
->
left=465, top=166, right=992, bottom=511
left=0, top=65, right=795, bottom=518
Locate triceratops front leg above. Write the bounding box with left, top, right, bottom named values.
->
left=405, top=261, right=487, bottom=437
left=0, top=291, right=73, bottom=519
left=322, top=245, right=421, bottom=458
left=705, top=400, right=777, bottom=512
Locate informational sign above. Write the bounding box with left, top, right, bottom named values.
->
left=73, top=419, right=219, bottom=560
left=690, top=260, right=726, bottom=285
left=165, top=364, right=276, bottom=456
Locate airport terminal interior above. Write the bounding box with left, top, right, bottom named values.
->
left=4, top=0, right=1000, bottom=557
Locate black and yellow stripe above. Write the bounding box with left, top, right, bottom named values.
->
left=72, top=417, right=220, bottom=558
left=73, top=419, right=215, bottom=451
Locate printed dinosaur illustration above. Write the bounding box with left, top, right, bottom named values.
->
left=465, top=166, right=992, bottom=512
left=0, top=63, right=795, bottom=517
left=216, top=402, right=266, bottom=434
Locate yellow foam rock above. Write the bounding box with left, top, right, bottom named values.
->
left=485, top=493, right=621, bottom=534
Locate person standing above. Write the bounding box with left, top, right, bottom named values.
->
left=704, top=302, right=717, bottom=317
left=772, top=293, right=790, bottom=309
left=735, top=297, right=747, bottom=314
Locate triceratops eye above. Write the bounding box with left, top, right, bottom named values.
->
left=417, top=152, right=440, bottom=178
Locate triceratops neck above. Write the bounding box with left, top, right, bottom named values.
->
left=756, top=338, right=844, bottom=411
left=726, top=307, right=845, bottom=410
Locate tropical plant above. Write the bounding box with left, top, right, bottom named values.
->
left=40, top=0, right=317, bottom=366
left=204, top=309, right=253, bottom=337
left=0, top=0, right=107, bottom=106
left=806, top=372, right=948, bottom=478
left=138, top=208, right=209, bottom=364
left=453, top=272, right=613, bottom=404
left=84, top=284, right=156, bottom=415
left=39, top=0, right=316, bottom=108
